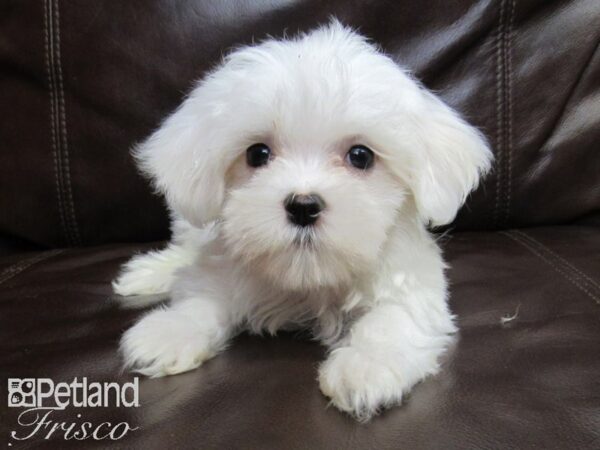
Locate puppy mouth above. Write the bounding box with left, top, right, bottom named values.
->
left=292, top=228, right=316, bottom=248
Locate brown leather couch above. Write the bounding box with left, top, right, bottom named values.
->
left=2, top=1, right=599, bottom=448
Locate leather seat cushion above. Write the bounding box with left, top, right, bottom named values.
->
left=2, top=226, right=599, bottom=448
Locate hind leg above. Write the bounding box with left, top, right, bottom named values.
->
left=112, top=244, right=195, bottom=296
left=113, top=214, right=208, bottom=296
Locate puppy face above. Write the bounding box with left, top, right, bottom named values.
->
left=222, top=134, right=405, bottom=290
left=136, top=21, right=492, bottom=290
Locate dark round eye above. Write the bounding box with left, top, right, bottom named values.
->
left=346, top=145, right=374, bottom=170
left=246, top=143, right=271, bottom=168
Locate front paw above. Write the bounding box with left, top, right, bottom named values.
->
left=121, top=308, right=217, bottom=377
left=318, top=347, right=411, bottom=421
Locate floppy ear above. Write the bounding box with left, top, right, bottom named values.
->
left=402, top=88, right=493, bottom=227
left=134, top=81, right=231, bottom=228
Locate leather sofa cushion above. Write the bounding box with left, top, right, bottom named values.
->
left=2, top=226, right=599, bottom=447
left=1, top=0, right=598, bottom=247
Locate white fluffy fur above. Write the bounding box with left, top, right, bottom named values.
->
left=114, top=20, right=492, bottom=421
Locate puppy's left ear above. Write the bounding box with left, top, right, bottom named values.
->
left=401, top=89, right=493, bottom=227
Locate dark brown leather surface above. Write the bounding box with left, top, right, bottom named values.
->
left=1, top=0, right=599, bottom=247
left=1, top=227, right=599, bottom=448
left=1, top=0, right=599, bottom=448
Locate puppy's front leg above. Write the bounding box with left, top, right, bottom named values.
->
left=318, top=285, right=456, bottom=421
left=121, top=292, right=234, bottom=378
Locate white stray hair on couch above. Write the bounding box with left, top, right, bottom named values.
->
left=113, top=19, right=492, bottom=421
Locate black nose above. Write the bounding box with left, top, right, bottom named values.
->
left=284, top=193, right=325, bottom=227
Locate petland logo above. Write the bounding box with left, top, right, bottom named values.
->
left=7, top=378, right=139, bottom=442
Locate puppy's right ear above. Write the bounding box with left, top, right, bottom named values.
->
left=134, top=82, right=229, bottom=228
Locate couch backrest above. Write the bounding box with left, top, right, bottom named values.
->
left=1, top=0, right=598, bottom=247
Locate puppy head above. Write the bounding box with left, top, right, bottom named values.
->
left=136, top=20, right=492, bottom=290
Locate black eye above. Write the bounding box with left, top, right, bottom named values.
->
left=346, top=145, right=374, bottom=170
left=246, top=143, right=271, bottom=168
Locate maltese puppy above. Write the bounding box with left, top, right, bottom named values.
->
left=114, top=20, right=492, bottom=420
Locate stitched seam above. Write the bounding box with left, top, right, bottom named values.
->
left=54, top=0, right=81, bottom=245
left=45, top=0, right=69, bottom=246
left=50, top=0, right=73, bottom=244
left=502, top=231, right=600, bottom=304
left=494, top=0, right=506, bottom=228
left=503, top=231, right=600, bottom=304
left=0, top=250, right=64, bottom=287
left=512, top=229, right=600, bottom=292
left=504, top=0, right=515, bottom=226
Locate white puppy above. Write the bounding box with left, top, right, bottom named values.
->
left=113, top=20, right=492, bottom=420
